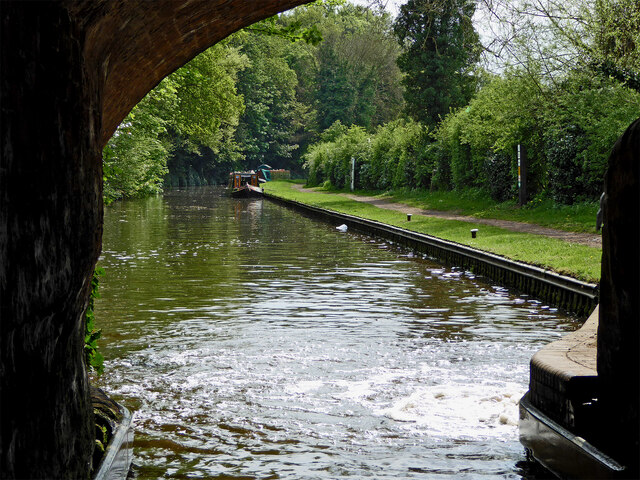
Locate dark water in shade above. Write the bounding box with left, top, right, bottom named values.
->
left=95, top=186, right=578, bottom=479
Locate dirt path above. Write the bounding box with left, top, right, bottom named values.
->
left=292, top=184, right=602, bottom=248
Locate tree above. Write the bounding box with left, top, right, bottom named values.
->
left=590, top=0, right=640, bottom=90
left=393, top=0, right=480, bottom=127
left=284, top=3, right=404, bottom=133
left=477, top=0, right=640, bottom=91
left=169, top=42, right=247, bottom=152
left=315, top=45, right=359, bottom=130
left=102, top=82, right=173, bottom=202
left=231, top=32, right=302, bottom=169
left=316, top=4, right=403, bottom=130
left=103, top=40, right=248, bottom=199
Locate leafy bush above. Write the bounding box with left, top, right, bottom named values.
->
left=433, top=69, right=640, bottom=203
left=303, top=125, right=370, bottom=188
left=304, top=143, right=329, bottom=187
left=305, top=119, right=426, bottom=191
left=85, top=268, right=105, bottom=376
left=427, top=142, right=452, bottom=191
left=484, top=151, right=515, bottom=201
left=542, top=72, right=640, bottom=200
left=303, top=66, right=639, bottom=206
left=435, top=72, right=544, bottom=193
left=545, top=125, right=589, bottom=204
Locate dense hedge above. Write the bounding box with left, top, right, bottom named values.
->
left=270, top=170, right=291, bottom=180
left=304, top=70, right=640, bottom=204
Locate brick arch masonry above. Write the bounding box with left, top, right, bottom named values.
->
left=1, top=2, right=307, bottom=478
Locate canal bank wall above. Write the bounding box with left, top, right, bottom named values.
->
left=519, top=306, right=628, bottom=478
left=264, top=193, right=598, bottom=318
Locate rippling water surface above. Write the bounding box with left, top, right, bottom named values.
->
left=95, top=186, right=579, bottom=479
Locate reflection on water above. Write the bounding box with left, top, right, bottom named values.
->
left=95, top=186, right=578, bottom=479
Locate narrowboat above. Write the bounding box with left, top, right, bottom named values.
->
left=228, top=171, right=263, bottom=198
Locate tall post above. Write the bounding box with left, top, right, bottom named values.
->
left=351, top=157, right=355, bottom=191
left=517, top=144, right=528, bottom=206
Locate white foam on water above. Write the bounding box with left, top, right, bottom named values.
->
left=334, top=379, right=376, bottom=400
left=334, top=369, right=409, bottom=401
left=285, top=380, right=325, bottom=395
left=378, top=381, right=524, bottom=439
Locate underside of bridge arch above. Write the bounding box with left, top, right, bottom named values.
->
left=0, top=1, right=307, bottom=477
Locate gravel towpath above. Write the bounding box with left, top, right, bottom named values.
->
left=291, top=185, right=602, bottom=249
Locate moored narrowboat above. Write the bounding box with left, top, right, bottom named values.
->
left=228, top=171, right=263, bottom=198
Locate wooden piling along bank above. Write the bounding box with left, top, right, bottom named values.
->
left=265, top=194, right=598, bottom=318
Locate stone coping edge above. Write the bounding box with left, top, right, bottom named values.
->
left=531, top=306, right=598, bottom=381
left=93, top=404, right=134, bottom=480
left=527, top=306, right=599, bottom=435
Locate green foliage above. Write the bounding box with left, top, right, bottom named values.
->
left=85, top=268, right=105, bottom=376
left=541, top=71, right=640, bottom=197
left=103, top=40, right=247, bottom=201
left=367, top=119, right=425, bottom=190
left=304, top=58, right=639, bottom=205
left=545, top=124, right=589, bottom=204
left=315, top=45, right=358, bottom=130
left=393, top=0, right=480, bottom=127
left=484, top=151, right=515, bottom=202
left=169, top=43, right=247, bottom=151
left=425, top=141, right=451, bottom=190
left=245, top=12, right=324, bottom=45
left=95, top=424, right=107, bottom=453
left=304, top=119, right=430, bottom=191
left=319, top=120, right=349, bottom=143
left=590, top=0, right=640, bottom=89
left=165, top=138, right=243, bottom=187
left=102, top=83, right=173, bottom=203
left=231, top=32, right=301, bottom=169
left=435, top=72, right=543, bottom=192
left=433, top=68, right=640, bottom=200
left=304, top=124, right=370, bottom=188
left=298, top=1, right=634, bottom=205
left=287, top=3, right=404, bottom=133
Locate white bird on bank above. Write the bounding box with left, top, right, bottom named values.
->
left=336, top=224, right=348, bottom=232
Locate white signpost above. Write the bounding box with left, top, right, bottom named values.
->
left=351, top=157, right=355, bottom=191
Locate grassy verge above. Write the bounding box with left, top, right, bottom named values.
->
left=389, top=189, right=599, bottom=233
left=263, top=180, right=601, bottom=283
left=312, top=184, right=599, bottom=234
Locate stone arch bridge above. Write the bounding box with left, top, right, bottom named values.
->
left=1, top=1, right=637, bottom=479
left=1, top=2, right=309, bottom=477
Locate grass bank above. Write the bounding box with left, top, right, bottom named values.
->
left=263, top=180, right=601, bottom=283
left=320, top=185, right=599, bottom=233
left=388, top=189, right=599, bottom=233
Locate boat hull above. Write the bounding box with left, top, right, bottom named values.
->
left=519, top=393, right=626, bottom=479
left=231, top=185, right=263, bottom=198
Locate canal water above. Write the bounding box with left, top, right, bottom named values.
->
left=95, top=186, right=578, bottom=479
